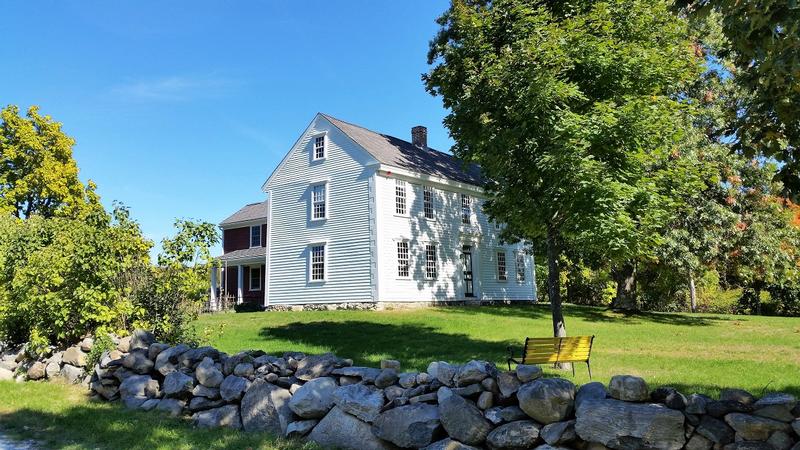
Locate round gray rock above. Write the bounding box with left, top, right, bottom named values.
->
left=373, top=403, right=441, bottom=448
left=288, top=376, right=337, bottom=419
left=517, top=378, right=576, bottom=424
left=241, top=379, right=293, bottom=434
left=608, top=375, right=649, bottom=402
left=438, top=388, right=493, bottom=445
left=487, top=420, right=541, bottom=450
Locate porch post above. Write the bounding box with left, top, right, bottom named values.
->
left=209, top=265, right=218, bottom=310
left=237, top=265, right=244, bottom=304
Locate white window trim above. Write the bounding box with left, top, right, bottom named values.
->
left=311, top=132, right=327, bottom=162
left=422, top=185, right=435, bottom=220
left=249, top=266, right=262, bottom=291
left=394, top=179, right=408, bottom=217
left=249, top=225, right=262, bottom=248
left=310, top=181, right=329, bottom=222
left=496, top=249, right=508, bottom=282
left=308, top=242, right=328, bottom=283
left=424, top=242, right=438, bottom=280
left=395, top=239, right=411, bottom=279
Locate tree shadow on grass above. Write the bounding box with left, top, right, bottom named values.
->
left=260, top=321, right=515, bottom=371
left=434, top=303, right=732, bottom=327
left=0, top=404, right=309, bottom=450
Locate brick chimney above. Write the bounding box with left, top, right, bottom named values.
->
left=411, top=125, right=427, bottom=148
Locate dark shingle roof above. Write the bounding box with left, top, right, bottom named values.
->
left=321, top=113, right=483, bottom=186
left=220, top=200, right=268, bottom=226
left=218, top=246, right=266, bottom=262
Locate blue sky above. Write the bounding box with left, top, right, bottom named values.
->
left=1, top=1, right=453, bottom=257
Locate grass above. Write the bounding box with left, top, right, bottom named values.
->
left=0, top=381, right=311, bottom=450
left=197, top=304, right=800, bottom=397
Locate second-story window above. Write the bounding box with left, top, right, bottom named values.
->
left=312, top=183, right=327, bottom=220
left=250, top=225, right=262, bottom=247
left=425, top=243, right=437, bottom=279
left=497, top=251, right=507, bottom=281
left=516, top=251, right=526, bottom=282
left=313, top=135, right=326, bottom=160
left=423, top=185, right=434, bottom=219
left=397, top=241, right=410, bottom=278
left=461, top=193, right=471, bottom=225
left=395, top=179, right=407, bottom=215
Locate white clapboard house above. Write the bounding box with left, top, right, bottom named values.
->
left=209, top=113, right=536, bottom=309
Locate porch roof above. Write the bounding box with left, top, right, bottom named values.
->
left=217, top=246, right=266, bottom=263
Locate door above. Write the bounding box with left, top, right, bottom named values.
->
left=462, top=245, right=475, bottom=297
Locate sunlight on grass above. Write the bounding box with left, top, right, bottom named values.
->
left=196, top=304, right=800, bottom=397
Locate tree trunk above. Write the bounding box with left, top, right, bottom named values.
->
left=546, top=222, right=567, bottom=338
left=689, top=273, right=697, bottom=313
left=754, top=285, right=762, bottom=315
left=546, top=222, right=570, bottom=371
left=611, top=261, right=638, bottom=311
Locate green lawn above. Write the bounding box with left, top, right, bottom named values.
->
left=197, top=304, right=800, bottom=397
left=0, top=381, right=311, bottom=450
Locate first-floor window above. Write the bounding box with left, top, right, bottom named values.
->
left=310, top=244, right=326, bottom=281
left=425, top=244, right=437, bottom=279
left=312, top=183, right=327, bottom=220
left=397, top=241, right=410, bottom=277
left=249, top=266, right=261, bottom=290
left=516, top=251, right=526, bottom=282
left=497, top=251, right=507, bottom=281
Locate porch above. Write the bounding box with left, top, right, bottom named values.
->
left=207, top=247, right=266, bottom=312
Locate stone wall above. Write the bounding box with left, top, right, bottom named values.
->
left=2, top=331, right=799, bottom=450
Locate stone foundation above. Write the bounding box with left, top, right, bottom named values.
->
left=261, top=299, right=537, bottom=312
left=2, top=332, right=798, bottom=450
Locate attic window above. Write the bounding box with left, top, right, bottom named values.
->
left=313, top=135, right=326, bottom=160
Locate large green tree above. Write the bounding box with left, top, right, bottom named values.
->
left=425, top=0, right=703, bottom=334
left=0, top=105, right=94, bottom=218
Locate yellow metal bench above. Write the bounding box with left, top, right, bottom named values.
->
left=507, top=335, right=595, bottom=378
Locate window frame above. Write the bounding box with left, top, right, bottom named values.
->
left=497, top=250, right=508, bottom=281
left=396, top=240, right=410, bottom=279
left=308, top=242, right=327, bottom=283
left=423, top=185, right=435, bottom=220
left=424, top=243, right=438, bottom=280
left=249, top=266, right=262, bottom=291
left=249, top=225, right=262, bottom=248
left=310, top=182, right=328, bottom=221
left=311, top=133, right=327, bottom=161
left=516, top=251, right=526, bottom=282
left=395, top=179, right=408, bottom=216
left=461, top=193, right=471, bottom=225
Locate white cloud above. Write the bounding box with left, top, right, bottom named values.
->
left=111, top=74, right=239, bottom=102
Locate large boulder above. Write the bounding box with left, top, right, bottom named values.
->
left=45, top=362, right=60, bottom=379
left=196, top=357, right=224, bottom=388
left=723, top=413, right=790, bottom=441
left=154, top=344, right=190, bottom=375
left=575, top=398, right=686, bottom=450
left=438, top=387, right=493, bottom=446
left=696, top=415, right=735, bottom=444
left=148, top=343, right=170, bottom=361
left=576, top=382, right=607, bottom=409
left=26, top=361, right=46, bottom=380
left=119, top=374, right=159, bottom=408
left=129, top=329, right=156, bottom=350
left=193, top=404, right=242, bottom=429
left=332, top=383, right=385, bottom=423
left=288, top=376, right=337, bottom=419
left=60, top=364, right=85, bottom=384
left=486, top=420, right=541, bottom=450
left=455, top=360, right=492, bottom=386
left=240, top=379, right=294, bottom=434
left=295, top=353, right=342, bottom=381
left=179, top=346, right=220, bottom=368
left=162, top=371, right=194, bottom=398
left=753, top=393, right=797, bottom=422
left=517, top=378, right=576, bottom=424
left=219, top=375, right=250, bottom=402
left=373, top=403, right=441, bottom=448
left=308, top=406, right=395, bottom=450
left=62, top=346, right=87, bottom=367
left=608, top=375, right=649, bottom=402
left=720, top=389, right=756, bottom=405
left=122, top=349, right=154, bottom=374
left=497, top=371, right=521, bottom=398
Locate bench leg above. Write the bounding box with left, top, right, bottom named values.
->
left=571, top=363, right=575, bottom=377
left=587, top=360, right=592, bottom=380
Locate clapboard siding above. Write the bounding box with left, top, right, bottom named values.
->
left=265, top=115, right=378, bottom=304
left=375, top=174, right=535, bottom=302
